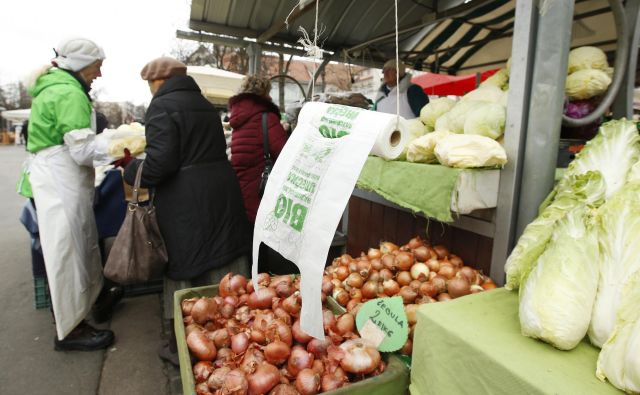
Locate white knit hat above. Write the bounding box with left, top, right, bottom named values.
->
left=52, top=37, right=106, bottom=72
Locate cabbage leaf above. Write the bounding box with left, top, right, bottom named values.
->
left=434, top=134, right=507, bottom=168
left=463, top=102, right=506, bottom=140
left=518, top=204, right=599, bottom=350
left=565, top=69, right=611, bottom=100
left=567, top=46, right=608, bottom=74
left=589, top=182, right=640, bottom=348
left=504, top=171, right=605, bottom=290
left=397, top=118, right=429, bottom=161
left=406, top=131, right=449, bottom=164
left=419, top=98, right=456, bottom=129
left=551, top=119, right=640, bottom=205
left=596, top=269, right=640, bottom=393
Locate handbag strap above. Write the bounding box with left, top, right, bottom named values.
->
left=132, top=161, right=144, bottom=205
left=262, top=112, right=272, bottom=165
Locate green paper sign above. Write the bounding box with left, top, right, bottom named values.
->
left=356, top=296, right=408, bottom=352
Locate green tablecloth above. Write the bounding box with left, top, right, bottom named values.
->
left=357, top=157, right=461, bottom=222
left=409, top=288, right=621, bottom=395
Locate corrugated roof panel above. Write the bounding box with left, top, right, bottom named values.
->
left=413, top=20, right=451, bottom=53
left=226, top=1, right=257, bottom=28
left=469, top=0, right=513, bottom=24
left=205, top=0, right=233, bottom=25
left=457, top=35, right=511, bottom=71
left=441, top=29, right=492, bottom=68
left=574, top=0, right=609, bottom=14
left=190, top=0, right=206, bottom=21
left=246, top=0, right=282, bottom=30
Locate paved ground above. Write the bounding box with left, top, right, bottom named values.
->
left=0, top=145, right=179, bottom=395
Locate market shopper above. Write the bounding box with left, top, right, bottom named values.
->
left=122, top=56, right=251, bottom=365
left=227, top=75, right=295, bottom=274
left=26, top=37, right=115, bottom=351
left=374, top=59, right=429, bottom=118
left=228, top=75, right=288, bottom=223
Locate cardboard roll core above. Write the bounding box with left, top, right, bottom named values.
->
left=389, top=130, right=401, bottom=147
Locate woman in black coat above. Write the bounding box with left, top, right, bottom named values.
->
left=122, top=57, right=250, bottom=364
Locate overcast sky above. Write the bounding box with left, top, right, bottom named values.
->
left=0, top=0, right=192, bottom=104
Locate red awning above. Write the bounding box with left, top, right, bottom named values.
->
left=412, top=69, right=499, bottom=96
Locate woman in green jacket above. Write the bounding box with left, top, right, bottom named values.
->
left=27, top=37, right=114, bottom=351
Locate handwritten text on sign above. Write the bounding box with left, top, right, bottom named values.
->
left=355, top=296, right=408, bottom=352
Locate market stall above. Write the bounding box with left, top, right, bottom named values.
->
left=171, top=0, right=640, bottom=394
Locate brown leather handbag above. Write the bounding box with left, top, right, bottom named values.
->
left=104, top=162, right=168, bottom=284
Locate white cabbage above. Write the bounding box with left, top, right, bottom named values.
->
left=463, top=102, right=506, bottom=140
left=519, top=205, right=599, bottom=350
left=567, top=46, right=608, bottom=74
left=589, top=182, right=640, bottom=348
left=504, top=172, right=605, bottom=290
left=406, top=131, right=450, bottom=163
left=419, top=98, right=456, bottom=129
left=596, top=270, right=640, bottom=393
left=434, top=112, right=454, bottom=133
left=480, top=69, right=509, bottom=90
left=565, top=69, right=612, bottom=100
left=559, top=119, right=640, bottom=201
left=397, top=118, right=430, bottom=160
left=443, top=100, right=482, bottom=134
left=434, top=134, right=507, bottom=168
left=461, top=85, right=506, bottom=105
left=628, top=161, right=640, bottom=183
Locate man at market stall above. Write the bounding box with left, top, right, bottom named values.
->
left=26, top=37, right=115, bottom=351
left=374, top=59, right=429, bottom=118
left=121, top=56, right=251, bottom=365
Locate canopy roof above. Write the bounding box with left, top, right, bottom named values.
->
left=185, top=0, right=617, bottom=75
left=1, top=109, right=30, bottom=123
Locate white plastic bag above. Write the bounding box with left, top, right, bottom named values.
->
left=252, top=103, right=408, bottom=339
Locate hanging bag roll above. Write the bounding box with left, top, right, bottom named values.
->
left=104, top=162, right=168, bottom=284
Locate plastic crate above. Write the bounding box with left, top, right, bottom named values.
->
left=174, top=285, right=410, bottom=395
left=34, top=276, right=51, bottom=309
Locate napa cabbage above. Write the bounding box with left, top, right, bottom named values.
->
left=504, top=171, right=605, bottom=290
left=519, top=205, right=599, bottom=350
left=589, top=182, right=640, bottom=348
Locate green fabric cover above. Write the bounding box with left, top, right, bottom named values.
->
left=409, top=288, right=622, bottom=395
left=27, top=68, right=92, bottom=153
left=357, top=156, right=461, bottom=222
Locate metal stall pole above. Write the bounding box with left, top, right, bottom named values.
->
left=514, top=1, right=575, bottom=238
left=247, top=43, right=262, bottom=75
left=489, top=0, right=538, bottom=285
left=612, top=0, right=640, bottom=119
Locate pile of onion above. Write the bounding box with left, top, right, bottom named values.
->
left=182, top=272, right=384, bottom=395
left=324, top=236, right=497, bottom=356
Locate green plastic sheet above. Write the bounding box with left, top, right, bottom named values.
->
left=357, top=157, right=461, bottom=222
left=409, top=288, right=622, bottom=395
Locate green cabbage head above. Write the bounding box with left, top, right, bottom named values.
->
left=419, top=97, right=456, bottom=129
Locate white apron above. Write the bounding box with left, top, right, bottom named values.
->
left=30, top=144, right=103, bottom=340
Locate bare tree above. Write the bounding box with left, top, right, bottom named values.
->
left=0, top=82, right=32, bottom=110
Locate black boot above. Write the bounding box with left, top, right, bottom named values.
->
left=54, top=321, right=115, bottom=351
left=93, top=284, right=124, bottom=323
